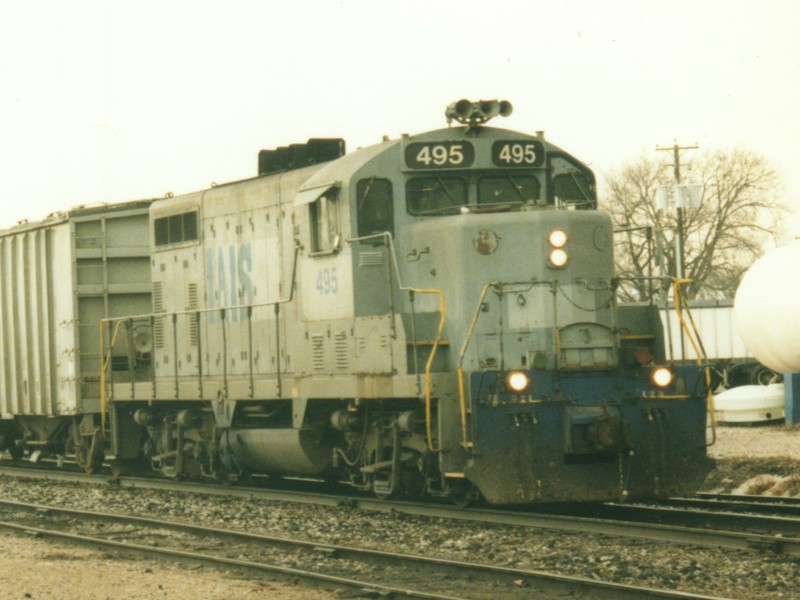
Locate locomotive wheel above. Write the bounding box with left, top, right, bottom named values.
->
left=372, top=469, right=398, bottom=500
left=109, top=458, right=147, bottom=478
left=109, top=461, right=126, bottom=478
left=400, top=467, right=426, bottom=500
left=217, top=462, right=250, bottom=485
left=373, top=468, right=426, bottom=500
left=323, top=471, right=347, bottom=494
left=450, top=480, right=482, bottom=507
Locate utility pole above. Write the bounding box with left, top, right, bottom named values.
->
left=656, top=142, right=698, bottom=280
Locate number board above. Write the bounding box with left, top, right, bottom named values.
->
left=405, top=142, right=475, bottom=169
left=491, top=140, right=545, bottom=167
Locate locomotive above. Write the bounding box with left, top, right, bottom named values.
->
left=0, top=101, right=714, bottom=503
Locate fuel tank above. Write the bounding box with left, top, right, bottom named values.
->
left=219, top=428, right=333, bottom=476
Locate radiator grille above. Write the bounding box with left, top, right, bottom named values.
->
left=311, top=335, right=325, bottom=372
left=186, top=283, right=199, bottom=347
left=334, top=331, right=349, bottom=371
left=153, top=281, right=165, bottom=349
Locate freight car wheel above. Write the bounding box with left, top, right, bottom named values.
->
left=68, top=425, right=105, bottom=474
left=77, top=446, right=105, bottom=474
left=0, top=434, right=20, bottom=461
left=8, top=441, right=24, bottom=462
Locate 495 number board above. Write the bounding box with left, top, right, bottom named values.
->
left=491, top=140, right=544, bottom=167
left=404, top=140, right=544, bottom=169
left=404, top=141, right=475, bottom=168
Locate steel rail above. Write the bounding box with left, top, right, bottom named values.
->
left=1, top=465, right=798, bottom=557
left=696, top=492, right=800, bottom=507
left=0, top=500, right=728, bottom=600
left=596, top=502, right=800, bottom=537
left=663, top=496, right=800, bottom=518
left=0, top=519, right=457, bottom=600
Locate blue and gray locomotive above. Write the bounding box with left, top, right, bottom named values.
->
left=0, top=101, right=713, bottom=503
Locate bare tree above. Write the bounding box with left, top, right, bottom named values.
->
left=603, top=148, right=784, bottom=301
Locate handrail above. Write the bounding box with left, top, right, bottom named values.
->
left=410, top=288, right=446, bottom=452
left=99, top=319, right=126, bottom=434
left=99, top=242, right=301, bottom=417
left=456, top=282, right=497, bottom=449
left=671, top=278, right=716, bottom=446
left=347, top=232, right=446, bottom=452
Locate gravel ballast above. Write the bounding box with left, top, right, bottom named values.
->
left=0, top=424, right=799, bottom=600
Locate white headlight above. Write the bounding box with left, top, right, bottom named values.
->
left=548, top=248, right=569, bottom=268
left=506, top=371, right=530, bottom=392
left=548, top=229, right=568, bottom=248
left=651, top=367, right=674, bottom=388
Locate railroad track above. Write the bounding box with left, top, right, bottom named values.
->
left=561, top=500, right=800, bottom=540
left=690, top=492, right=800, bottom=516
left=697, top=492, right=800, bottom=506
left=1, top=464, right=797, bottom=558
left=0, top=499, right=723, bottom=600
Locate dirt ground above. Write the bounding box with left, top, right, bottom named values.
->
left=0, top=534, right=336, bottom=600
left=702, top=422, right=800, bottom=495
left=707, top=422, right=800, bottom=461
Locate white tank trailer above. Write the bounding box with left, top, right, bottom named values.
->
left=733, top=241, right=800, bottom=423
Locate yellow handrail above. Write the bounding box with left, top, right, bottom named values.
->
left=99, top=319, right=126, bottom=435
left=409, top=288, right=446, bottom=452
left=671, top=278, right=716, bottom=446
left=456, top=282, right=496, bottom=449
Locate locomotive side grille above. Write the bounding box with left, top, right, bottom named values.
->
left=334, top=330, right=349, bottom=371
left=354, top=326, right=394, bottom=375
left=186, top=283, right=199, bottom=347
left=357, top=334, right=391, bottom=352
left=152, top=281, right=165, bottom=349
left=311, top=335, right=325, bottom=372
left=358, top=251, right=385, bottom=267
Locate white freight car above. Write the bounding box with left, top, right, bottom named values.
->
left=0, top=200, right=152, bottom=467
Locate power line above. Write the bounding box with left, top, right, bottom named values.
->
left=656, top=142, right=699, bottom=184
left=655, top=142, right=699, bottom=280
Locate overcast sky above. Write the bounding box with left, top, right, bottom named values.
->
left=1, top=0, right=798, bottom=238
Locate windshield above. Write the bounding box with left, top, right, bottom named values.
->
left=407, top=176, right=468, bottom=215
left=478, top=175, right=541, bottom=206
left=406, top=173, right=545, bottom=215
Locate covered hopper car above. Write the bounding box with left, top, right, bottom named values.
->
left=0, top=101, right=714, bottom=503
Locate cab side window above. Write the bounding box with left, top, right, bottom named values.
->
left=154, top=211, right=199, bottom=247
left=357, top=177, right=394, bottom=237
left=310, top=190, right=340, bottom=253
